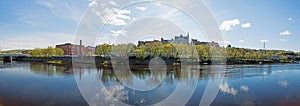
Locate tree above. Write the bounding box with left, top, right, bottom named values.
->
left=54, top=48, right=64, bottom=56
left=296, top=52, right=300, bottom=56
left=174, top=44, right=193, bottom=58
left=163, top=43, right=176, bottom=58
left=96, top=44, right=113, bottom=56
left=195, top=44, right=209, bottom=61
left=265, top=50, right=274, bottom=59
left=135, top=46, right=147, bottom=59
left=28, top=47, right=64, bottom=57
left=145, top=42, right=164, bottom=57
left=112, top=44, right=135, bottom=57
left=226, top=47, right=242, bottom=60
left=46, top=46, right=54, bottom=57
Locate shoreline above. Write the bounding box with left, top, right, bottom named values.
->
left=8, top=56, right=298, bottom=66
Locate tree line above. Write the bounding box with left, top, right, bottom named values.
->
left=3, top=42, right=297, bottom=63
left=95, top=42, right=299, bottom=62
left=29, top=47, right=64, bottom=57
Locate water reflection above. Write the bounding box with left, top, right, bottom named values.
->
left=224, top=65, right=272, bottom=78
left=75, top=64, right=205, bottom=105
left=101, top=85, right=129, bottom=101
left=29, top=63, right=74, bottom=78
left=240, top=85, right=249, bottom=92
left=278, top=80, right=288, bottom=88
left=219, top=82, right=238, bottom=96
left=1, top=63, right=300, bottom=105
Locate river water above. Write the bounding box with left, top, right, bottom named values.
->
left=0, top=62, right=300, bottom=106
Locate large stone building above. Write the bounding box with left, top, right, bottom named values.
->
left=138, top=33, right=190, bottom=46
left=137, top=33, right=220, bottom=47
left=174, top=33, right=189, bottom=44
left=191, top=39, right=219, bottom=47
left=138, top=38, right=173, bottom=46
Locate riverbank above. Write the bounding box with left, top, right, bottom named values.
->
left=10, top=56, right=298, bottom=66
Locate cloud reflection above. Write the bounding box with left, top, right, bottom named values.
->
left=101, top=85, right=128, bottom=102
left=240, top=85, right=249, bottom=92
left=278, top=80, right=288, bottom=88
left=219, top=82, right=237, bottom=96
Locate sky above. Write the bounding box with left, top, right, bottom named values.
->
left=0, top=0, right=299, bottom=52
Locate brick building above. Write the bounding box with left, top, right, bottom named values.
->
left=55, top=43, right=95, bottom=56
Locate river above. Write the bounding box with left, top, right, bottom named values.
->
left=0, top=62, right=300, bottom=106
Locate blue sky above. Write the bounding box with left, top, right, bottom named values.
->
left=0, top=0, right=299, bottom=51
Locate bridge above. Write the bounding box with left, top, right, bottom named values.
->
left=0, top=54, right=29, bottom=62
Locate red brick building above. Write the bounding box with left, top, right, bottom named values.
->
left=55, top=43, right=95, bottom=56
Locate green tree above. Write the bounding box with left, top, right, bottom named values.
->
left=174, top=44, right=193, bottom=58
left=28, top=47, right=64, bottom=57
left=54, top=48, right=64, bottom=56
left=163, top=43, right=176, bottom=58
left=145, top=42, right=164, bottom=57
left=265, top=50, right=274, bottom=59
left=135, top=46, right=147, bottom=59
left=96, top=44, right=113, bottom=56
left=112, top=44, right=135, bottom=57
left=46, top=46, right=54, bottom=57
left=195, top=44, right=209, bottom=61
left=226, top=47, right=243, bottom=60
left=296, top=52, right=300, bottom=56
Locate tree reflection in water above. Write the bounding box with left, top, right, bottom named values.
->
left=29, top=63, right=72, bottom=76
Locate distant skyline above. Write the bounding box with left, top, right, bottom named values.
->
left=1, top=0, right=300, bottom=52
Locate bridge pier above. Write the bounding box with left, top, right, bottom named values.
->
left=10, top=56, right=12, bottom=63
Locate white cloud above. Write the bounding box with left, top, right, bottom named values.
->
left=280, top=30, right=292, bottom=36
left=288, top=18, right=293, bottom=21
left=219, top=82, right=237, bottom=96
left=108, top=1, right=118, bottom=6
left=219, top=18, right=240, bottom=31
left=280, top=39, right=286, bottom=42
left=136, top=6, right=147, bottom=11
left=103, top=9, right=131, bottom=26
left=150, top=1, right=162, bottom=6
left=260, top=40, right=268, bottom=42
left=89, top=0, right=131, bottom=26
left=111, top=30, right=127, bottom=36
left=241, top=23, right=251, bottom=28
left=88, top=0, right=98, bottom=7
left=240, top=85, right=249, bottom=92
left=239, top=40, right=245, bottom=43
left=37, top=1, right=55, bottom=8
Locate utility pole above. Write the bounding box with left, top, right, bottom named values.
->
left=263, top=41, right=266, bottom=55
left=80, top=40, right=82, bottom=56
left=261, top=40, right=268, bottom=60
